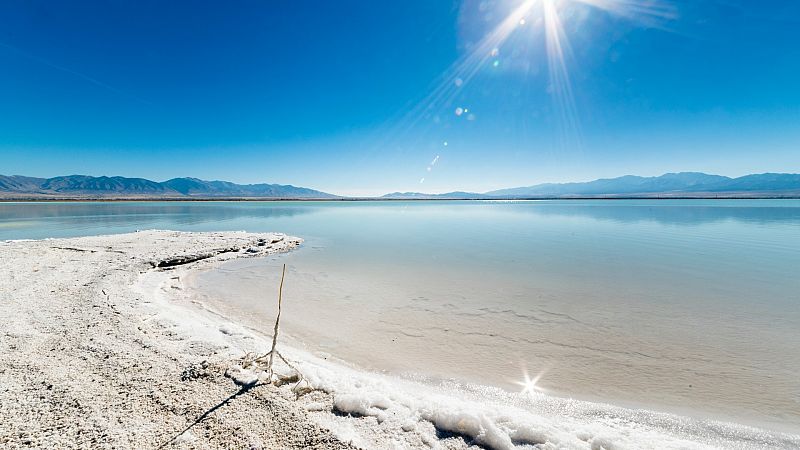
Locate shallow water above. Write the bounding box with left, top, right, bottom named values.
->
left=3, top=200, right=799, bottom=432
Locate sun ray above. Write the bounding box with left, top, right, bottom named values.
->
left=377, top=0, right=539, bottom=145
left=365, top=0, right=677, bottom=182
left=573, top=0, right=678, bottom=28
left=543, top=0, right=582, bottom=150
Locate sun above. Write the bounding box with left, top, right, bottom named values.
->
left=402, top=0, right=677, bottom=143
left=380, top=0, right=677, bottom=185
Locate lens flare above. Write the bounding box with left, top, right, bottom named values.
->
left=371, top=0, right=676, bottom=188
left=387, top=0, right=539, bottom=135
left=396, top=0, right=675, bottom=140
left=515, top=366, right=548, bottom=395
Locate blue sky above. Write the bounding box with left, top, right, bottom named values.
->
left=1, top=0, right=799, bottom=196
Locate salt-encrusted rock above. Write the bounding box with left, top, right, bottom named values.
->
left=225, top=365, right=259, bottom=387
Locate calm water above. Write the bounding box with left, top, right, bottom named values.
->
left=2, top=200, right=799, bottom=431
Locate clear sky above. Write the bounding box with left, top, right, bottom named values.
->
left=1, top=0, right=799, bottom=196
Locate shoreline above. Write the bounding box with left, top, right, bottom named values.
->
left=185, top=250, right=798, bottom=433
left=184, top=254, right=798, bottom=435
left=2, top=196, right=800, bottom=202
left=1, top=230, right=798, bottom=449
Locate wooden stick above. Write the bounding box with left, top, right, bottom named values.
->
left=267, top=264, right=286, bottom=378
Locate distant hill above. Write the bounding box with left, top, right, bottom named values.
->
left=382, top=173, right=800, bottom=199
left=486, top=172, right=800, bottom=197
left=699, top=173, right=800, bottom=193
left=381, top=191, right=481, bottom=199
left=3, top=172, right=799, bottom=200
left=486, top=172, right=732, bottom=197
left=0, top=175, right=44, bottom=192
left=161, top=177, right=334, bottom=198
left=0, top=175, right=336, bottom=199
left=39, top=176, right=172, bottom=195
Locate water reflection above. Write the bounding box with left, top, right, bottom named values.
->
left=519, top=201, right=800, bottom=225
left=0, top=202, right=320, bottom=239
left=2, top=200, right=800, bottom=240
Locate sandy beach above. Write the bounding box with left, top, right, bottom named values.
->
left=1, top=230, right=798, bottom=450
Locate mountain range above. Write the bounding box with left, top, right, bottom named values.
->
left=1, top=172, right=799, bottom=199
left=382, top=172, right=800, bottom=199
left=0, top=175, right=335, bottom=199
